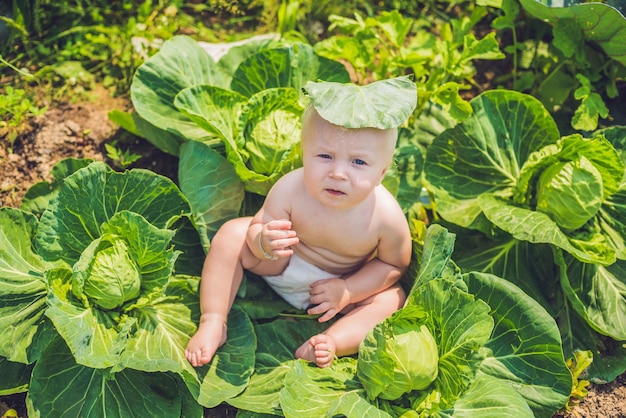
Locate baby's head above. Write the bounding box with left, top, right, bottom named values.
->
left=300, top=104, right=398, bottom=168
left=300, top=76, right=416, bottom=170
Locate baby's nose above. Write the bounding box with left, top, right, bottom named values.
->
left=329, top=163, right=348, bottom=179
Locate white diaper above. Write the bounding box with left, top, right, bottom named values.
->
left=262, top=253, right=336, bottom=310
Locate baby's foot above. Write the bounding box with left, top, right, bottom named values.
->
left=295, top=334, right=336, bottom=368
left=185, top=314, right=227, bottom=367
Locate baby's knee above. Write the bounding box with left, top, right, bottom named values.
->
left=214, top=217, right=251, bottom=243
left=370, top=284, right=406, bottom=310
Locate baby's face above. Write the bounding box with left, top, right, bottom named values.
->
left=301, top=118, right=395, bottom=210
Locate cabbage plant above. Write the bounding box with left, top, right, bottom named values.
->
left=0, top=160, right=255, bottom=416
left=113, top=35, right=350, bottom=196
left=421, top=89, right=626, bottom=380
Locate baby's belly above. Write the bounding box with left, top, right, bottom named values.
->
left=293, top=245, right=369, bottom=276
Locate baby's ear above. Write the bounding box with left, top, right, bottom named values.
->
left=378, top=166, right=389, bottom=185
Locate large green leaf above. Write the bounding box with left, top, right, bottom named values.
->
left=178, top=141, right=244, bottom=252
left=279, top=359, right=361, bottom=417
left=0, top=356, right=32, bottom=395
left=230, top=42, right=350, bottom=97
left=0, top=208, right=51, bottom=364
left=327, top=390, right=393, bottom=418
left=35, top=161, right=191, bottom=265
left=452, top=226, right=626, bottom=383
left=228, top=318, right=327, bottom=414
left=599, top=185, right=626, bottom=260
left=519, top=0, right=626, bottom=66
left=108, top=109, right=184, bottom=156
left=455, top=236, right=557, bottom=313
left=424, top=90, right=560, bottom=228
left=465, top=272, right=572, bottom=417
left=20, top=158, right=94, bottom=216
left=556, top=250, right=626, bottom=340
left=130, top=35, right=228, bottom=142
left=439, top=372, right=534, bottom=417
left=174, top=85, right=247, bottom=145
left=27, top=337, right=202, bottom=418
left=478, top=193, right=616, bottom=265
left=118, top=292, right=197, bottom=374
left=302, top=75, right=417, bottom=129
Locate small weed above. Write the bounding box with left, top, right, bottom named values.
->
left=105, top=140, right=141, bottom=168
left=0, top=84, right=47, bottom=150
left=560, top=350, right=593, bottom=414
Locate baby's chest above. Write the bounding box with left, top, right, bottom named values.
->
left=294, top=217, right=379, bottom=254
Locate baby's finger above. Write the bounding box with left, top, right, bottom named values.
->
left=317, top=308, right=336, bottom=323
left=307, top=302, right=327, bottom=315
left=315, top=349, right=333, bottom=367
left=309, top=278, right=334, bottom=289
left=309, top=291, right=331, bottom=305
left=279, top=236, right=299, bottom=247
left=273, top=248, right=294, bottom=258
left=267, top=219, right=292, bottom=231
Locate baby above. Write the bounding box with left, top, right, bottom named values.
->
left=185, top=78, right=414, bottom=368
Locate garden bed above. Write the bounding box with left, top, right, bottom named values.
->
left=0, top=86, right=624, bottom=418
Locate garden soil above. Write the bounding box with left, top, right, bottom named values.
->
left=0, top=87, right=624, bottom=417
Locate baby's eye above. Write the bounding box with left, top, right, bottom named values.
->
left=353, top=159, right=367, bottom=165
left=318, top=154, right=332, bottom=159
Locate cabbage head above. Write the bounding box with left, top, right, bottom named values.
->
left=73, top=237, right=142, bottom=310
left=357, top=306, right=439, bottom=401
left=236, top=88, right=303, bottom=178
left=535, top=155, right=603, bottom=230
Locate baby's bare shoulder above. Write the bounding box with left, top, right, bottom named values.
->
left=374, top=186, right=405, bottom=218
left=271, top=168, right=303, bottom=192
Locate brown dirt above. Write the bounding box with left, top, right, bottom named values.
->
left=0, top=85, right=624, bottom=417
left=0, top=85, right=178, bottom=208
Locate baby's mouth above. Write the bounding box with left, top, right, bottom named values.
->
left=326, top=188, right=345, bottom=196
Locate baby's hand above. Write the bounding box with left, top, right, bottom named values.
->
left=307, top=278, right=351, bottom=322
left=259, top=219, right=299, bottom=259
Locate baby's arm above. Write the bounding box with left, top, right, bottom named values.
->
left=247, top=218, right=298, bottom=260
left=308, top=205, right=411, bottom=322
left=245, top=171, right=300, bottom=260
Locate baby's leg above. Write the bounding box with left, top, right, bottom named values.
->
left=295, top=284, right=405, bottom=367
left=185, top=314, right=227, bottom=367
left=185, top=217, right=252, bottom=367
